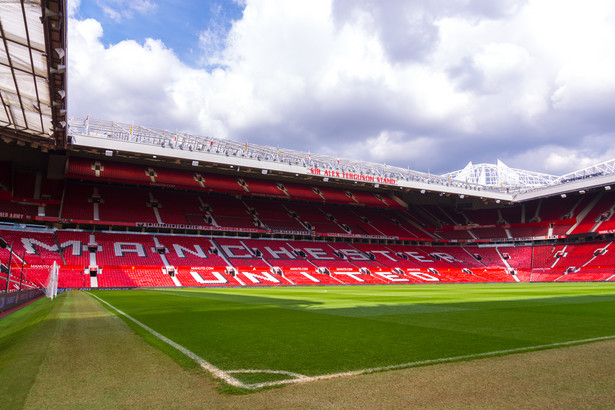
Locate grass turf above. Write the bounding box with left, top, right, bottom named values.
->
left=89, top=282, right=615, bottom=387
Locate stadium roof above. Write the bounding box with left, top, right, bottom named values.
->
left=0, top=0, right=67, bottom=149
left=67, top=116, right=615, bottom=203
left=442, top=160, right=559, bottom=188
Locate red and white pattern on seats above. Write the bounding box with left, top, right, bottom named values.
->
left=3, top=228, right=615, bottom=288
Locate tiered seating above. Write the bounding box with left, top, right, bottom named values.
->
left=282, top=182, right=323, bottom=201
left=507, top=225, right=549, bottom=238
left=497, top=246, right=533, bottom=270
left=125, top=267, right=176, bottom=287
left=235, top=268, right=293, bottom=286
left=198, top=174, right=245, bottom=194
left=434, top=228, right=475, bottom=241
left=529, top=269, right=565, bottom=282
left=531, top=245, right=565, bottom=269
left=433, top=269, right=486, bottom=283
left=214, top=238, right=272, bottom=268
left=97, top=268, right=136, bottom=287
left=282, top=268, right=342, bottom=285
left=286, top=240, right=360, bottom=269
left=471, top=227, right=508, bottom=239
left=151, top=167, right=201, bottom=188
left=22, top=268, right=50, bottom=287
left=319, top=204, right=382, bottom=236
left=55, top=230, right=92, bottom=266
left=555, top=269, right=614, bottom=282
left=93, top=233, right=162, bottom=266
left=44, top=204, right=60, bottom=218
left=69, top=158, right=150, bottom=184
left=428, top=246, right=486, bottom=269
left=151, top=191, right=204, bottom=225
left=237, top=238, right=307, bottom=268
left=330, top=269, right=388, bottom=284
left=385, top=244, right=457, bottom=270
left=538, top=195, right=590, bottom=222
left=243, top=179, right=284, bottom=197
left=556, top=243, right=601, bottom=269
left=350, top=243, right=423, bottom=270
left=464, top=208, right=500, bottom=225
left=40, top=178, right=64, bottom=201
left=583, top=242, right=615, bottom=267
left=473, top=269, right=514, bottom=282
left=58, top=267, right=89, bottom=287
left=500, top=204, right=524, bottom=224
left=153, top=235, right=228, bottom=267
left=61, top=182, right=96, bottom=220
left=0, top=229, right=63, bottom=266
left=595, top=219, right=615, bottom=234
left=326, top=242, right=387, bottom=269
left=96, top=185, right=158, bottom=224
left=174, top=266, right=243, bottom=287
left=350, top=190, right=396, bottom=208
left=286, top=203, right=347, bottom=234
left=243, top=198, right=306, bottom=232
left=350, top=207, right=423, bottom=238
left=0, top=201, right=38, bottom=220
left=513, top=270, right=532, bottom=282
left=204, top=195, right=255, bottom=229
left=97, top=267, right=175, bottom=288
left=571, top=191, right=615, bottom=234
left=316, top=186, right=355, bottom=204
left=421, top=205, right=465, bottom=226
left=468, top=247, right=505, bottom=269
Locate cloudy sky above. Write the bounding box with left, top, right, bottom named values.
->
left=67, top=0, right=615, bottom=175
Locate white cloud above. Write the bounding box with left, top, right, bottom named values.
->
left=68, top=0, right=615, bottom=175
left=67, top=0, right=81, bottom=18
left=504, top=136, right=615, bottom=175
left=96, top=0, right=157, bottom=22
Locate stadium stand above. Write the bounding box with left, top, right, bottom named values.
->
left=4, top=153, right=615, bottom=291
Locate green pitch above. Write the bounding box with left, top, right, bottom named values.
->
left=89, top=283, right=615, bottom=389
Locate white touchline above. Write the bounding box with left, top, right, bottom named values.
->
left=87, top=292, right=246, bottom=388
left=87, top=292, right=615, bottom=390
left=245, top=334, right=615, bottom=389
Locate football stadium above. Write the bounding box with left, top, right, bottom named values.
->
left=1, top=1, right=615, bottom=408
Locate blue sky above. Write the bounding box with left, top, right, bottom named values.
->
left=67, top=0, right=615, bottom=175
left=72, top=0, right=245, bottom=66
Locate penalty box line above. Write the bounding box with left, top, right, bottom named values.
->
left=86, top=292, right=246, bottom=389
left=246, top=333, right=615, bottom=389
left=86, top=292, right=615, bottom=390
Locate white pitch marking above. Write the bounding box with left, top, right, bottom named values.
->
left=87, top=291, right=615, bottom=390
left=86, top=292, right=246, bottom=388
left=226, top=369, right=308, bottom=379
left=242, top=334, right=615, bottom=389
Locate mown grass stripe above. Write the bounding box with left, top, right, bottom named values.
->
left=245, top=334, right=615, bottom=388
left=86, top=292, right=246, bottom=388
left=88, top=289, right=615, bottom=390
